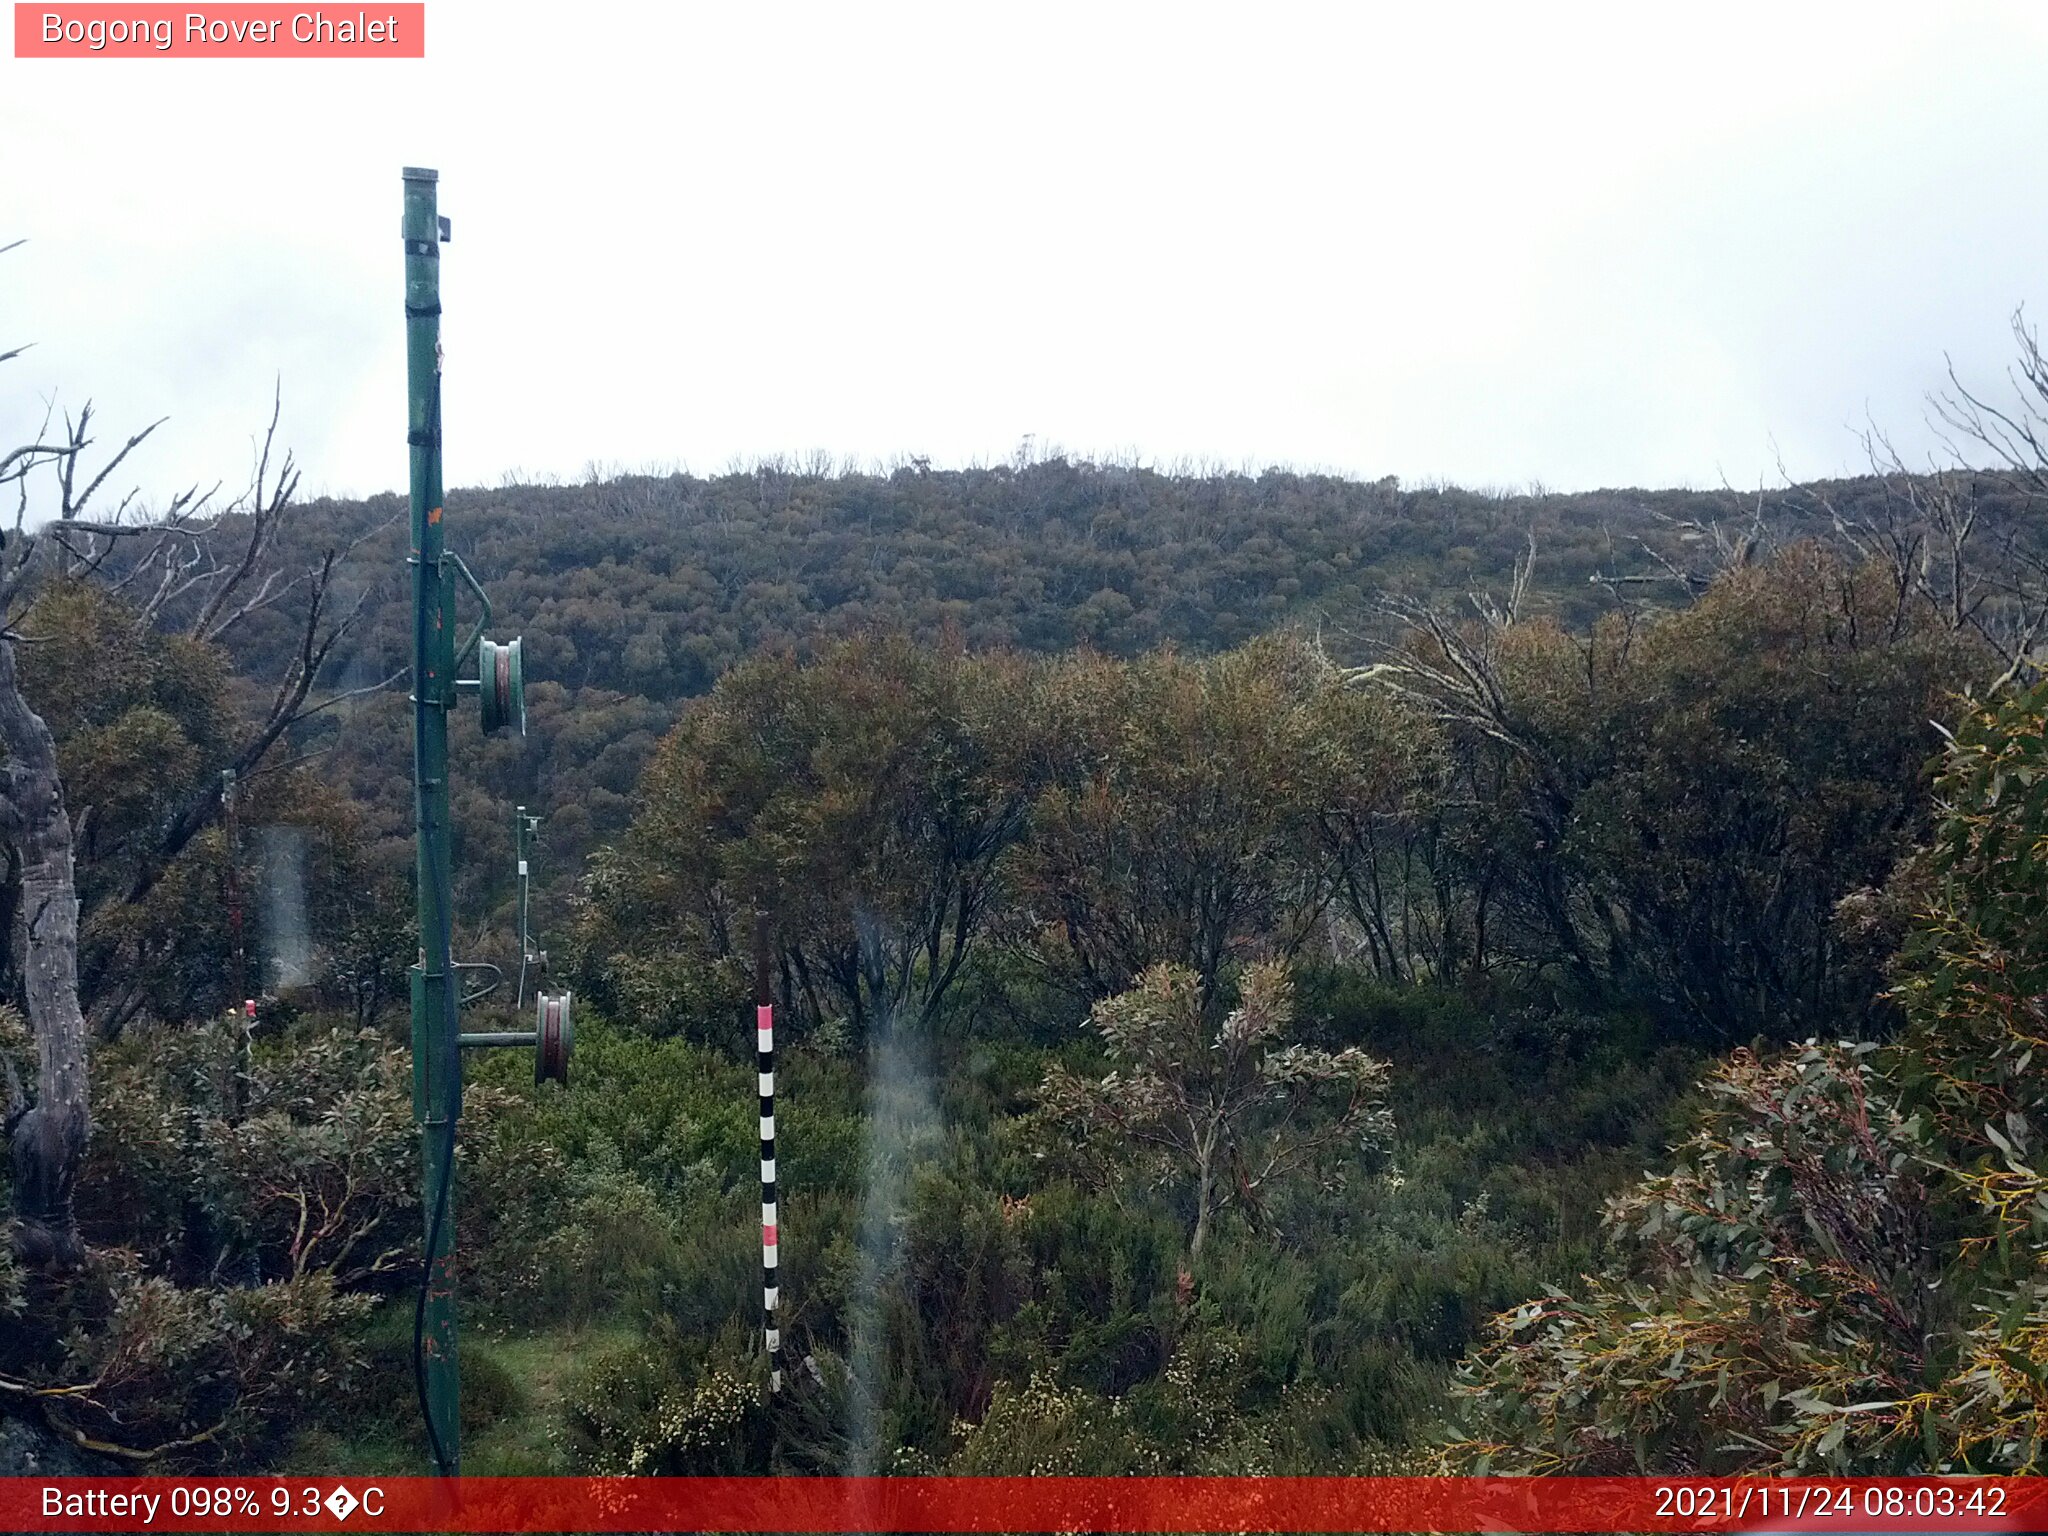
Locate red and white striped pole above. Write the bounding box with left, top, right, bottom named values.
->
left=755, top=912, right=781, bottom=1395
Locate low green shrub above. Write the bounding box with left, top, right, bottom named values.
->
left=557, top=1322, right=768, bottom=1473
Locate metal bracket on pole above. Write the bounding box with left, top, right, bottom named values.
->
left=459, top=988, right=573, bottom=1085
left=445, top=551, right=492, bottom=672
left=453, top=959, right=502, bottom=1008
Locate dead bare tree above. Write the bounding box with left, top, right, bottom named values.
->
left=2, top=244, right=398, bottom=1263
left=4, top=388, right=402, bottom=1030
left=89, top=523, right=398, bottom=1031
left=1329, top=535, right=1605, bottom=983
left=1593, top=310, right=2048, bottom=688
left=1586, top=480, right=1775, bottom=599
left=1933, top=307, right=2048, bottom=500
left=0, top=628, right=87, bottom=1268
left=1917, top=307, right=2048, bottom=683
left=1343, top=532, right=1546, bottom=763
left=1760, top=321, right=2048, bottom=690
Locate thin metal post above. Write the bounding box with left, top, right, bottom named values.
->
left=404, top=164, right=461, bottom=1475
left=515, top=805, right=536, bottom=1007
left=220, top=769, right=245, bottom=1008
left=221, top=767, right=250, bottom=1123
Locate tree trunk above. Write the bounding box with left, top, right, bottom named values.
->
left=0, top=637, right=89, bottom=1269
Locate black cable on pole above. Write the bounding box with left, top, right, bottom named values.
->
left=414, top=1120, right=456, bottom=1475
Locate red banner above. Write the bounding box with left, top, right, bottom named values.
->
left=13, top=4, right=424, bottom=57
left=2, top=1476, right=2044, bottom=1533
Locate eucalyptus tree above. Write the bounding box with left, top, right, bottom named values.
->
left=586, top=632, right=1041, bottom=1042
left=1349, top=543, right=1988, bottom=1037
left=1451, top=680, right=2048, bottom=1474
left=1039, top=960, right=1392, bottom=1267
left=1010, top=635, right=1411, bottom=1008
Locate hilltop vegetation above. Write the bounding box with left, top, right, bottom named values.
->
left=205, top=457, right=2039, bottom=934
left=6, top=432, right=2048, bottom=1477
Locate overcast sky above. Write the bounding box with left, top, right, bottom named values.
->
left=4, top=2, right=2047, bottom=504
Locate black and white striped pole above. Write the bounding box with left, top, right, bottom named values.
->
left=755, top=911, right=781, bottom=1396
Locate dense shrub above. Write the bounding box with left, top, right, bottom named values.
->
left=1448, top=679, right=2048, bottom=1474
left=557, top=1325, right=768, bottom=1474
left=1, top=1013, right=562, bottom=1462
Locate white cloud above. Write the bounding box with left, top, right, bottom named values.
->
left=3, top=0, right=2043, bottom=500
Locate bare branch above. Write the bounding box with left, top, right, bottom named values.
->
left=63, top=416, right=167, bottom=523
left=287, top=666, right=408, bottom=725
left=192, top=383, right=298, bottom=640
left=0, top=442, right=74, bottom=485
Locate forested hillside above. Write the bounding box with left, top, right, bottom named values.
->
left=6, top=438, right=2048, bottom=1480
left=205, top=459, right=2031, bottom=943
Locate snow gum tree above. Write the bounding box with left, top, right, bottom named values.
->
left=1040, top=961, right=1393, bottom=1267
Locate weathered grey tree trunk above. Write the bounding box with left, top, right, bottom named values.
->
left=0, top=636, right=88, bottom=1268
left=1189, top=1139, right=1216, bottom=1266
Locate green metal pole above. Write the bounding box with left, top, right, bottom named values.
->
left=404, top=165, right=461, bottom=1475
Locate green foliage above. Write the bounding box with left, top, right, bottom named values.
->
left=479, top=1020, right=756, bottom=1201
left=209, top=461, right=2011, bottom=1000
left=40, top=1257, right=374, bottom=1454
left=1448, top=1042, right=1945, bottom=1473
left=1303, top=970, right=1701, bottom=1234
left=21, top=460, right=2012, bottom=1479
left=588, top=553, right=1969, bottom=1069
left=5, top=580, right=407, bottom=1030
left=1556, top=551, right=1983, bottom=1034
left=1894, top=675, right=2048, bottom=1166
left=1889, top=679, right=2048, bottom=1466
left=558, top=1328, right=768, bottom=1474
left=1010, top=639, right=1418, bottom=999
left=22, top=971, right=1699, bottom=1476
left=1, top=1014, right=552, bottom=1461
left=998, top=1180, right=1182, bottom=1395
left=892, top=1162, right=1028, bottom=1426
left=1361, top=546, right=1990, bottom=1036
left=583, top=632, right=1427, bottom=1046
left=947, top=1314, right=1389, bottom=1475
left=458, top=1017, right=772, bottom=1334
left=81, top=1016, right=420, bottom=1285
left=1041, top=962, right=1393, bottom=1263
left=14, top=580, right=233, bottom=1021
left=945, top=1372, right=1153, bottom=1474
left=576, top=634, right=1039, bottom=1042
left=1449, top=677, right=2048, bottom=1475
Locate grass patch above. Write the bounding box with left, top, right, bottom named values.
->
left=282, top=1304, right=648, bottom=1475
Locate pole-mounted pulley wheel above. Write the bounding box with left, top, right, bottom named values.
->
left=446, top=551, right=524, bottom=737
left=535, top=990, right=572, bottom=1085
left=457, top=988, right=572, bottom=1087
left=478, top=636, right=525, bottom=736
